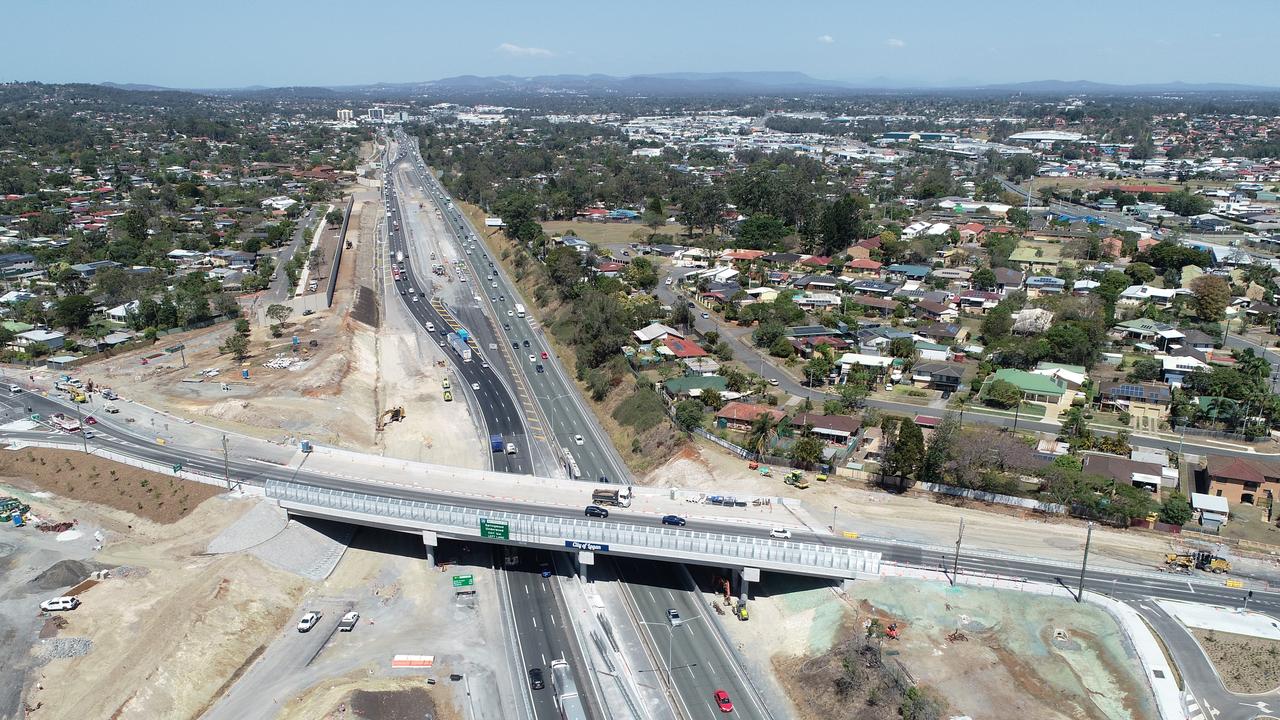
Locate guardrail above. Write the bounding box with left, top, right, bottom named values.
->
left=267, top=478, right=880, bottom=579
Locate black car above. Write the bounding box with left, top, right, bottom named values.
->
left=585, top=505, right=609, bottom=518
left=503, top=323, right=511, bottom=331
left=661, top=514, right=687, bottom=526
left=536, top=364, right=544, bottom=373
left=522, top=340, right=530, bottom=348
left=512, top=342, right=519, bottom=349
left=528, top=667, right=545, bottom=690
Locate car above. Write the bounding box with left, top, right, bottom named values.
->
left=769, top=528, right=792, bottom=540
left=438, top=340, right=445, bottom=347
left=8, top=385, right=20, bottom=393
left=104, top=405, right=119, bottom=414
left=491, top=282, right=498, bottom=288
left=941, top=390, right=953, bottom=400
left=701, top=313, right=709, bottom=319
left=540, top=351, right=548, bottom=360
left=40, top=596, right=80, bottom=612
left=411, top=296, right=418, bottom=302
left=499, top=295, right=505, bottom=302
left=528, top=354, right=536, bottom=363
left=529, top=667, right=545, bottom=690
left=297, top=610, right=323, bottom=632
left=490, top=296, right=497, bottom=302
left=522, top=340, right=530, bottom=348
left=481, top=362, right=490, bottom=369
left=536, top=364, right=544, bottom=373
left=503, top=323, right=510, bottom=331
left=338, top=611, right=360, bottom=631
left=399, top=289, right=405, bottom=295
left=507, top=310, right=514, bottom=317
left=598, top=475, right=609, bottom=483
left=574, top=434, right=584, bottom=445
left=443, top=390, right=453, bottom=402
left=767, top=378, right=779, bottom=386
left=512, top=342, right=520, bottom=349
left=714, top=689, right=734, bottom=713
left=585, top=505, right=609, bottom=518
left=471, top=382, right=480, bottom=391
left=661, top=515, right=686, bottom=527
left=83, top=416, right=97, bottom=425
left=666, top=608, right=683, bottom=626
left=539, top=563, right=552, bottom=578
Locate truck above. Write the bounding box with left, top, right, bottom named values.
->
left=490, top=434, right=504, bottom=453
left=396, top=251, right=404, bottom=264
left=514, top=303, right=526, bottom=318
left=592, top=487, right=632, bottom=508
left=446, top=332, right=472, bottom=362
left=49, top=413, right=81, bottom=432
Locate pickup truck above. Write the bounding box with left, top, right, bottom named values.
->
left=337, top=611, right=360, bottom=632
left=297, top=610, right=322, bottom=633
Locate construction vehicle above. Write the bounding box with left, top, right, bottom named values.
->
left=784, top=470, right=809, bottom=489
left=0, top=497, right=30, bottom=523
left=376, top=407, right=405, bottom=431
left=591, top=487, right=632, bottom=508
left=1165, top=551, right=1232, bottom=574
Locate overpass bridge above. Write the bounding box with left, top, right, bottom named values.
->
left=267, top=476, right=881, bottom=592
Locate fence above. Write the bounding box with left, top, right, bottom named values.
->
left=326, top=197, right=354, bottom=308
left=918, top=481, right=1068, bottom=514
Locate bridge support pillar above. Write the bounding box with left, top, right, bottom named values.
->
left=737, top=567, right=759, bottom=603
left=578, top=551, right=595, bottom=583
left=842, top=578, right=856, bottom=594
left=421, top=530, right=437, bottom=568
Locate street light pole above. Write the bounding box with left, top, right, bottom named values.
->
left=832, top=505, right=838, bottom=533
left=951, top=518, right=965, bottom=586
left=1076, top=521, right=1094, bottom=602
left=221, top=434, right=231, bottom=490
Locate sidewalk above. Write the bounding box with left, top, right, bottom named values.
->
left=1156, top=598, right=1280, bottom=639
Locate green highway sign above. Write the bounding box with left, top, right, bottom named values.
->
left=480, top=519, right=509, bottom=540
left=164, top=344, right=185, bottom=353
left=452, top=575, right=474, bottom=588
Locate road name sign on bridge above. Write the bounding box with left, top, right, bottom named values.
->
left=480, top=519, right=509, bottom=540
left=566, top=540, right=609, bottom=552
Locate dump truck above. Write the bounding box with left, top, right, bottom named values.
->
left=591, top=487, right=632, bottom=508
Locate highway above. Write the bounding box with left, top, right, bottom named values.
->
left=392, top=130, right=775, bottom=718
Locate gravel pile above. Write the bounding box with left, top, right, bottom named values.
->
left=39, top=637, right=93, bottom=660
left=112, top=565, right=150, bottom=580
left=29, top=560, right=110, bottom=592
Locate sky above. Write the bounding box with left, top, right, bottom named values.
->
left=6, top=0, right=1279, bottom=89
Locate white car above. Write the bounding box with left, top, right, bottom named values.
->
left=40, top=596, right=80, bottom=612
left=338, top=611, right=360, bottom=632
left=8, top=384, right=20, bottom=393
left=528, top=354, right=536, bottom=363
left=507, top=310, right=514, bottom=317
left=297, top=610, right=323, bottom=632
left=769, top=528, right=792, bottom=540
left=471, top=382, right=480, bottom=391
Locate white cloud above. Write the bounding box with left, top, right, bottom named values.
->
left=497, top=42, right=553, bottom=58
left=817, top=34, right=835, bottom=44
left=885, top=38, right=906, bottom=48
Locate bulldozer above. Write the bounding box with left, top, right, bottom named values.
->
left=376, top=406, right=406, bottom=432
left=783, top=470, right=809, bottom=490
left=1165, top=550, right=1231, bottom=574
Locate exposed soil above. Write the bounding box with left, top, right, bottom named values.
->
left=0, top=448, right=222, bottom=524
left=1191, top=628, right=1280, bottom=694
left=278, top=673, right=462, bottom=720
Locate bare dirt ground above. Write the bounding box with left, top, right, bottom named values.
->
left=0, top=447, right=221, bottom=524
left=650, top=440, right=1178, bottom=572
left=74, top=188, right=485, bottom=470
left=748, top=577, right=1154, bottom=720
left=279, top=676, right=461, bottom=720
left=1190, top=628, right=1280, bottom=694
left=12, top=485, right=308, bottom=720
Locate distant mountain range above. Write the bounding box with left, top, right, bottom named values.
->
left=99, top=73, right=1280, bottom=98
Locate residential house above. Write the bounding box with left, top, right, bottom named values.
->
left=1032, top=362, right=1087, bottom=392
left=762, top=252, right=802, bottom=267
left=1113, top=319, right=1185, bottom=350
left=911, top=361, right=966, bottom=391
left=659, top=336, right=707, bottom=359
left=929, top=267, right=972, bottom=287
left=1180, top=328, right=1216, bottom=352
left=1025, top=275, right=1066, bottom=297
left=1206, top=455, right=1280, bottom=505
left=1160, top=354, right=1209, bottom=386
left=715, top=401, right=786, bottom=432
left=837, top=352, right=894, bottom=379
left=849, top=280, right=898, bottom=296
left=848, top=294, right=900, bottom=316
left=69, top=260, right=121, bottom=279
left=885, top=264, right=931, bottom=282
left=633, top=322, right=683, bottom=344
left=0, top=252, right=37, bottom=276
left=207, top=249, right=257, bottom=269
left=982, top=368, right=1070, bottom=415
left=741, top=287, right=779, bottom=304
left=955, top=290, right=1000, bottom=314
left=1081, top=453, right=1168, bottom=492
left=914, top=341, right=951, bottom=361
left=682, top=357, right=721, bottom=376
left=790, top=412, right=863, bottom=446
left=915, top=322, right=967, bottom=345
left=105, top=300, right=140, bottom=322
left=842, top=258, right=882, bottom=278
left=795, top=292, right=841, bottom=310
left=793, top=275, right=842, bottom=292
left=1009, top=246, right=1060, bottom=274
left=914, top=299, right=957, bottom=323
left=13, top=328, right=65, bottom=352
left=993, top=267, right=1025, bottom=296
left=1119, top=284, right=1179, bottom=308
left=1096, top=381, right=1171, bottom=433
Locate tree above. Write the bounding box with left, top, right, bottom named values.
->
left=972, top=267, right=997, bottom=291
left=624, top=257, right=658, bottom=291
left=816, top=194, right=873, bottom=257
left=1158, top=491, right=1193, bottom=526
left=919, top=413, right=959, bottom=484
left=804, top=353, right=834, bottom=385
left=788, top=434, right=824, bottom=469
left=1189, top=275, right=1231, bottom=322
left=54, top=295, right=94, bottom=331
left=219, top=332, right=250, bottom=361
left=746, top=413, right=779, bottom=456
left=234, top=318, right=250, bottom=336
left=1164, top=189, right=1212, bottom=217
left=886, top=417, right=925, bottom=489
left=980, top=304, right=1013, bottom=343
left=888, top=336, right=917, bottom=359
left=1125, top=262, right=1156, bottom=284
left=674, top=399, right=705, bottom=432
left=984, top=379, right=1022, bottom=409
left=768, top=335, right=795, bottom=358
left=266, top=304, right=292, bottom=323
left=737, top=214, right=790, bottom=249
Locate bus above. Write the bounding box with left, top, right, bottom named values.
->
left=549, top=659, right=587, bottom=720
left=561, top=447, right=581, bottom=480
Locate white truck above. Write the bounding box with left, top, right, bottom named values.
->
left=515, top=303, right=526, bottom=318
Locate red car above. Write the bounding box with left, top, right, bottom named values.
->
left=83, top=416, right=98, bottom=425
left=714, top=689, right=733, bottom=713
left=540, top=351, right=548, bottom=360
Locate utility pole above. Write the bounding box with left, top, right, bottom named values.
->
left=72, top=397, right=88, bottom=453
left=221, top=434, right=231, bottom=490
left=1012, top=400, right=1022, bottom=432
left=1076, top=522, right=1094, bottom=602
left=832, top=505, right=838, bottom=533
left=951, top=518, right=965, bottom=586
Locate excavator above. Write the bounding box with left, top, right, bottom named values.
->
left=1164, top=550, right=1231, bottom=574
left=376, top=407, right=405, bottom=432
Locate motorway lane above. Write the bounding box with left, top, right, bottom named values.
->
left=503, top=549, right=581, bottom=720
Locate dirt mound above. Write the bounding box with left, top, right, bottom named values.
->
left=351, top=285, right=380, bottom=328
left=29, top=559, right=111, bottom=592
left=350, top=687, right=436, bottom=720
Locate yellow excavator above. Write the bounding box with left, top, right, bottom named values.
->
left=376, top=407, right=405, bottom=432
left=1165, top=550, right=1231, bottom=574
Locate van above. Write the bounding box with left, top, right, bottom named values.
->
left=505, top=443, right=517, bottom=455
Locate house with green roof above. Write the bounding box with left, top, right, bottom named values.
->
left=982, top=367, right=1072, bottom=415
left=1008, top=245, right=1061, bottom=274
left=2, top=321, right=34, bottom=335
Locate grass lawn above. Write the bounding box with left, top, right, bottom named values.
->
left=1219, top=502, right=1280, bottom=548
left=542, top=220, right=694, bottom=246
left=965, top=400, right=1048, bottom=420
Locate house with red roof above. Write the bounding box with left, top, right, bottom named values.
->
left=660, top=336, right=708, bottom=359
left=715, top=401, right=786, bottom=431
left=1207, top=455, right=1280, bottom=505
left=842, top=257, right=883, bottom=278
left=801, top=255, right=832, bottom=269
left=722, top=249, right=767, bottom=262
